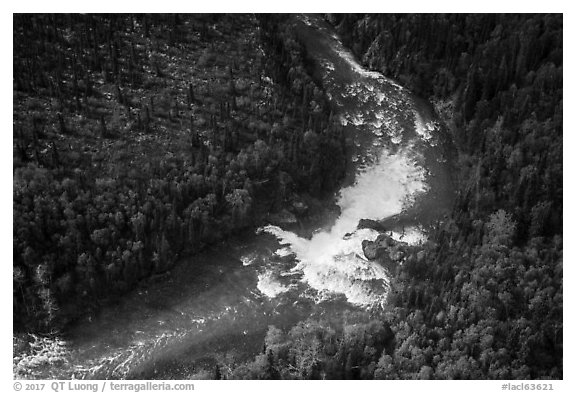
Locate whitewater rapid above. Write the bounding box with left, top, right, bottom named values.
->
left=254, top=16, right=439, bottom=307
left=14, top=15, right=447, bottom=380
left=258, top=147, right=428, bottom=306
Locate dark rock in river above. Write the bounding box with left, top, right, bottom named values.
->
left=362, top=233, right=394, bottom=260
left=357, top=218, right=387, bottom=232
left=375, top=233, right=395, bottom=249
left=362, top=240, right=379, bottom=260
left=362, top=233, right=409, bottom=264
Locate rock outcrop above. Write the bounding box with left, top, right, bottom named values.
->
left=362, top=233, right=408, bottom=264
left=357, top=218, right=387, bottom=232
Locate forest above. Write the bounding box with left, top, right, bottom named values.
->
left=13, top=13, right=562, bottom=380
left=13, top=14, right=346, bottom=331
left=221, top=14, right=563, bottom=380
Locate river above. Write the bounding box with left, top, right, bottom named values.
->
left=14, top=14, right=454, bottom=380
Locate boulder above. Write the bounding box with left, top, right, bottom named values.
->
left=374, top=233, right=395, bottom=249
left=362, top=239, right=379, bottom=260
left=362, top=233, right=407, bottom=263
left=362, top=235, right=396, bottom=261
left=357, top=218, right=387, bottom=232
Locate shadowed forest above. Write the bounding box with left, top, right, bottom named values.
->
left=223, top=14, right=562, bottom=380
left=13, top=14, right=346, bottom=330
left=13, top=13, right=562, bottom=380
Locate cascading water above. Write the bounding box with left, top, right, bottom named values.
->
left=259, top=147, right=428, bottom=307
left=14, top=14, right=451, bottom=380
left=252, top=14, right=438, bottom=309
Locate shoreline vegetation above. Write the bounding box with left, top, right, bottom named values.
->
left=13, top=14, right=346, bottom=333
left=220, top=13, right=562, bottom=380
left=14, top=13, right=562, bottom=380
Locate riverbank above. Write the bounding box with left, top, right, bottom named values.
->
left=13, top=12, right=348, bottom=336
left=14, top=13, right=456, bottom=380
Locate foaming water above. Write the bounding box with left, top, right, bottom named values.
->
left=413, top=109, right=438, bottom=144
left=14, top=15, right=451, bottom=380
left=260, top=147, right=427, bottom=307
left=255, top=16, right=434, bottom=308
left=390, top=226, right=428, bottom=246
left=263, top=224, right=386, bottom=306
left=334, top=148, right=427, bottom=235
left=240, top=252, right=258, bottom=266
left=257, top=271, right=290, bottom=298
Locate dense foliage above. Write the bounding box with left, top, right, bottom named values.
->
left=13, top=14, right=346, bottom=331
left=14, top=13, right=562, bottom=379
left=226, top=13, right=562, bottom=380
